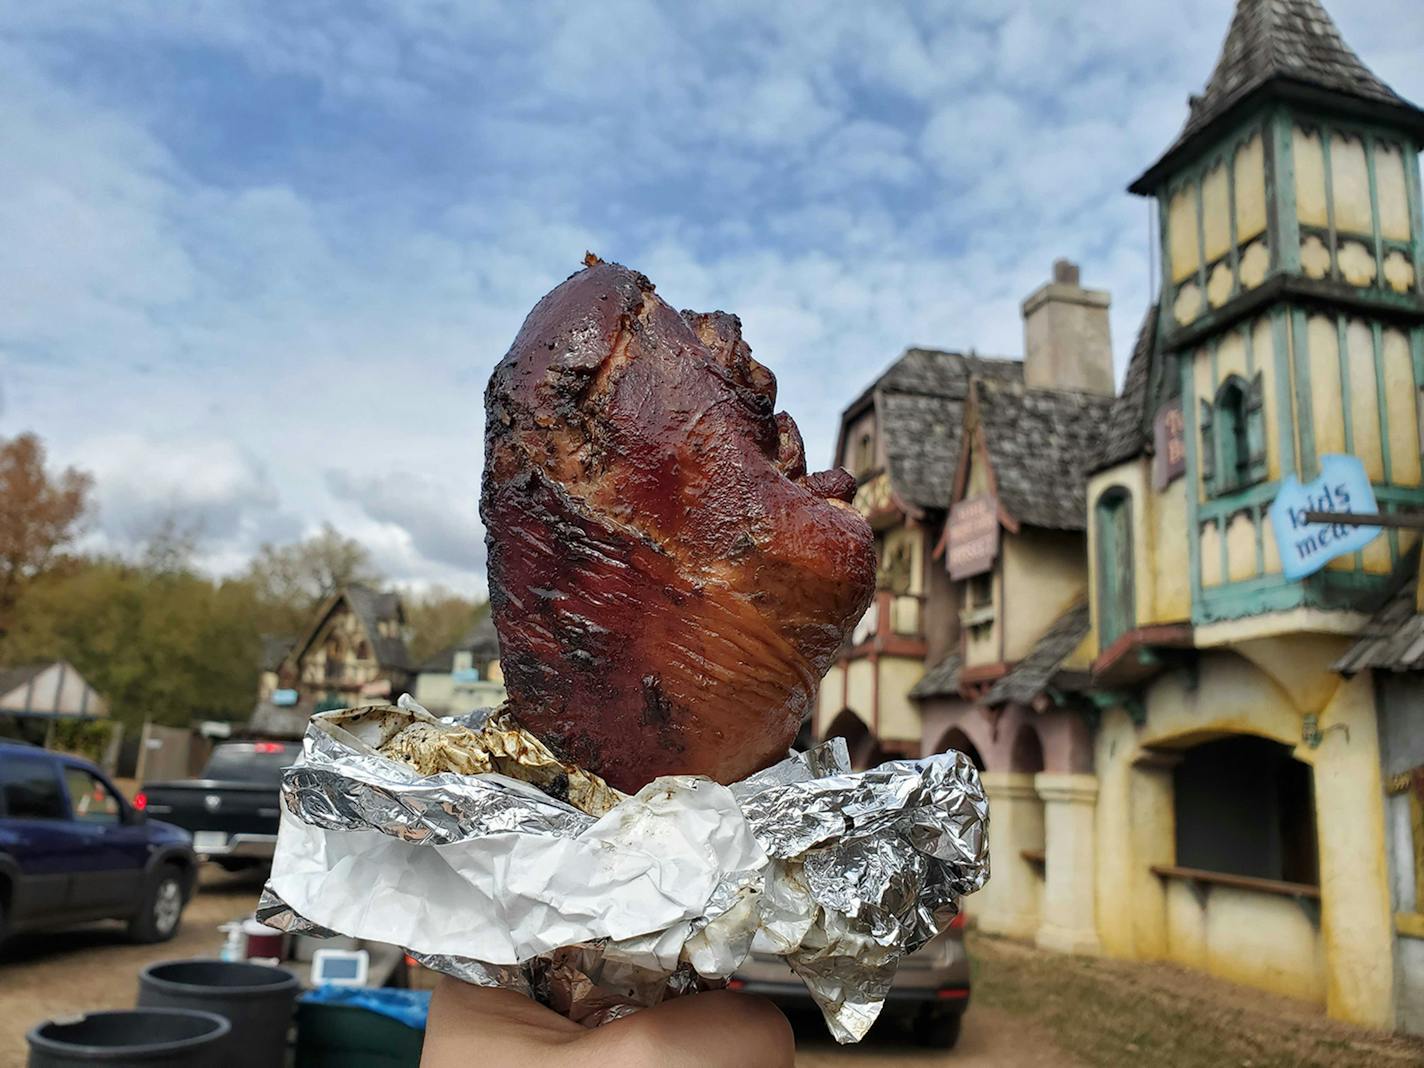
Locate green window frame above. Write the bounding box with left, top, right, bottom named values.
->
left=1200, top=372, right=1267, bottom=495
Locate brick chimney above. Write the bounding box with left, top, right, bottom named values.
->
left=1021, top=259, right=1113, bottom=395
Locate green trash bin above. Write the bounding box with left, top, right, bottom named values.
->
left=294, top=998, right=426, bottom=1068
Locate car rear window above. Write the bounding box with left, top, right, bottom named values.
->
left=0, top=754, right=67, bottom=820
left=200, top=743, right=298, bottom=786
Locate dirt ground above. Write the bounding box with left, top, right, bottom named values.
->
left=5, top=880, right=1424, bottom=1067
left=0, top=864, right=267, bottom=1067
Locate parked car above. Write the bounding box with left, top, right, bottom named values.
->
left=728, top=911, right=970, bottom=1047
left=138, top=740, right=299, bottom=870
left=0, top=741, right=197, bottom=944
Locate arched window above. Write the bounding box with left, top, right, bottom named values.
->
left=1201, top=372, right=1266, bottom=495
left=1173, top=735, right=1317, bottom=885
left=1095, top=487, right=1135, bottom=648
left=823, top=708, right=886, bottom=770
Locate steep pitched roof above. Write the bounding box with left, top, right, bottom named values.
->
left=841, top=349, right=1021, bottom=512
left=259, top=635, right=296, bottom=673
left=343, top=584, right=411, bottom=671
left=1132, top=0, right=1424, bottom=193
left=1335, top=547, right=1424, bottom=674
left=0, top=663, right=48, bottom=699
left=973, top=381, right=1116, bottom=531
left=909, top=652, right=962, bottom=701
left=291, top=585, right=412, bottom=674
left=985, top=602, right=1092, bottom=706
left=418, top=614, right=500, bottom=673
left=1094, top=306, right=1160, bottom=472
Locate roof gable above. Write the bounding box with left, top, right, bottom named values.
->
left=839, top=348, right=1022, bottom=513
left=291, top=584, right=412, bottom=673
left=964, top=380, right=1115, bottom=531
left=1132, top=0, right=1424, bottom=194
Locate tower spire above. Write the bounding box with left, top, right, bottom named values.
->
left=1131, top=0, right=1424, bottom=194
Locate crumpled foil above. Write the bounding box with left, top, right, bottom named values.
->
left=259, top=695, right=988, bottom=1042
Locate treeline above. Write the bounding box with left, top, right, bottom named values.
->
left=0, top=432, right=485, bottom=730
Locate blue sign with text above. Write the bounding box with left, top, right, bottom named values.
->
left=1268, top=454, right=1382, bottom=580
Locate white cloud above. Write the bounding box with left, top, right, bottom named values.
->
left=0, top=0, right=1419, bottom=593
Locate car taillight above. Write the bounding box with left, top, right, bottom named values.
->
left=253, top=742, right=284, bottom=753
left=133, top=792, right=148, bottom=811
left=725, top=978, right=746, bottom=990
left=949, top=910, right=966, bottom=930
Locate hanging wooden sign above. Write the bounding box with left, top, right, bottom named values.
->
left=1152, top=400, right=1186, bottom=489
left=946, top=494, right=999, bottom=579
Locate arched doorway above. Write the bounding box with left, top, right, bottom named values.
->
left=823, top=708, right=886, bottom=770
left=1010, top=723, right=1045, bottom=775
left=936, top=726, right=985, bottom=772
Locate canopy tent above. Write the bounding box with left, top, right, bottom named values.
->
left=0, top=661, right=109, bottom=720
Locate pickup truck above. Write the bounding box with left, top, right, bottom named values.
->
left=0, top=741, right=197, bottom=943
left=137, top=740, right=300, bottom=870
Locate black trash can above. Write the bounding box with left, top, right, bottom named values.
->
left=137, top=960, right=299, bottom=1068
left=27, top=1009, right=230, bottom=1067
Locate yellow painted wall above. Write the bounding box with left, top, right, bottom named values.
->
left=963, top=568, right=1001, bottom=670
left=846, top=658, right=875, bottom=726
left=1331, top=132, right=1372, bottom=236
left=816, top=664, right=845, bottom=734
left=1002, top=528, right=1087, bottom=662
left=1235, top=132, right=1267, bottom=243
left=1375, top=141, right=1413, bottom=241
left=878, top=655, right=926, bottom=744
left=1086, top=461, right=1191, bottom=657
left=1168, top=186, right=1200, bottom=284
left=1384, top=328, right=1422, bottom=486
left=1294, top=126, right=1329, bottom=228
left=1092, top=651, right=1396, bottom=1027
left=1202, top=160, right=1231, bottom=264
left=1346, top=318, right=1385, bottom=480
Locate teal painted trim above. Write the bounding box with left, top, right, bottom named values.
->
left=1375, top=484, right=1424, bottom=505
left=1272, top=307, right=1299, bottom=478
left=1406, top=138, right=1424, bottom=294
left=1197, top=578, right=1306, bottom=623
left=1273, top=111, right=1301, bottom=274
left=1254, top=504, right=1266, bottom=577
left=1291, top=306, right=1318, bottom=479
left=1339, top=314, right=1362, bottom=571
left=1244, top=320, right=1255, bottom=375
left=1219, top=514, right=1230, bottom=585
left=1183, top=355, right=1203, bottom=617
left=1321, top=126, right=1338, bottom=278
left=1198, top=479, right=1279, bottom=519
left=1335, top=315, right=1353, bottom=453
left=1366, top=136, right=1386, bottom=285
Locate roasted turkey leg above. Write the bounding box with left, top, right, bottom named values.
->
left=482, top=257, right=876, bottom=793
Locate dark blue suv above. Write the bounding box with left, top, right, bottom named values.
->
left=0, top=741, right=197, bottom=945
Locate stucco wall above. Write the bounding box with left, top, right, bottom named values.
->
left=1001, top=528, right=1087, bottom=662
left=1092, top=651, right=1396, bottom=1027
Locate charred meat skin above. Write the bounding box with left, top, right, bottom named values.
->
left=482, top=258, right=875, bottom=793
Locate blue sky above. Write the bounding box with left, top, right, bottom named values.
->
left=2, top=0, right=1421, bottom=594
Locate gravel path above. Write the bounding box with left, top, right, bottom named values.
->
left=0, top=864, right=267, bottom=1066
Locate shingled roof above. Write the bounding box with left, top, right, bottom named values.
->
left=909, top=652, right=962, bottom=701
left=984, top=601, right=1092, bottom=706
left=344, top=584, right=412, bottom=672
left=1335, top=547, right=1424, bottom=674
left=1132, top=0, right=1424, bottom=194
left=973, top=381, right=1115, bottom=531
left=842, top=349, right=1021, bottom=512
left=1093, top=306, right=1160, bottom=472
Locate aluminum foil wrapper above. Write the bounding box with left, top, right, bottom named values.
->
left=260, top=696, right=988, bottom=1042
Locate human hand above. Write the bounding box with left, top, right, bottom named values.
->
left=421, top=975, right=795, bottom=1068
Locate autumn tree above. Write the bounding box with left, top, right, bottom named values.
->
left=0, top=433, right=92, bottom=636
left=404, top=587, right=488, bottom=665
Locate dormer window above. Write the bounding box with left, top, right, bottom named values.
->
left=1200, top=373, right=1266, bottom=496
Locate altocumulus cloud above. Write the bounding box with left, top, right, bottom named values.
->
left=0, top=0, right=1418, bottom=593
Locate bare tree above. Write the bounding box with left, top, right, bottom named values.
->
left=246, top=523, right=383, bottom=626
